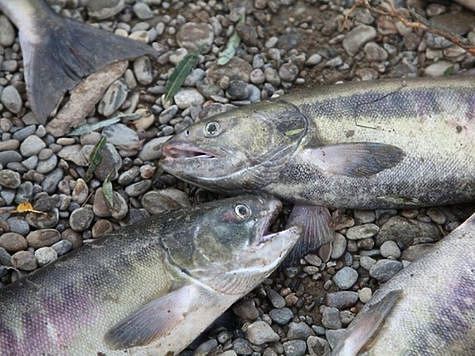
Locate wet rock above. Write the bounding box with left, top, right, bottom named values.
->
left=346, top=223, right=379, bottom=240
left=283, top=340, right=307, bottom=356
left=307, top=336, right=330, bottom=356
left=139, top=136, right=171, bottom=161
left=1, top=85, right=22, bottom=114
left=269, top=307, right=293, bottom=325
left=326, top=291, right=359, bottom=309
left=342, top=25, right=377, bottom=56
left=177, top=23, right=214, bottom=53
left=35, top=247, right=58, bottom=266
left=98, top=80, right=128, bottom=116
left=246, top=321, right=280, bottom=345
left=69, top=206, right=94, bottom=232
left=333, top=267, right=358, bottom=290
left=369, top=259, right=403, bottom=282
left=26, top=229, right=61, bottom=248
left=0, top=169, right=21, bottom=189
left=103, top=124, right=141, bottom=151
left=87, top=0, right=125, bottom=20
left=174, top=88, right=204, bottom=109
left=376, top=216, right=441, bottom=248
left=141, top=189, right=190, bottom=214
left=0, top=232, right=28, bottom=253
left=12, top=251, right=37, bottom=271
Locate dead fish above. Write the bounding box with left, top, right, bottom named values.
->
left=160, top=76, right=475, bottom=262
left=0, top=0, right=158, bottom=124
left=0, top=195, right=300, bottom=355
left=331, top=212, right=475, bottom=356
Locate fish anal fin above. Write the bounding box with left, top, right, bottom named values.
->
left=302, top=143, right=405, bottom=178
left=104, top=284, right=198, bottom=350
left=20, top=14, right=158, bottom=124
left=283, top=205, right=335, bottom=266
left=331, top=289, right=403, bottom=356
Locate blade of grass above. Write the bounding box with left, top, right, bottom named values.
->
left=85, top=136, right=107, bottom=182
left=164, top=52, right=200, bottom=106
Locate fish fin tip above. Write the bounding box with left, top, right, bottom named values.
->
left=331, top=289, right=403, bottom=355
left=22, top=16, right=158, bottom=124
left=282, top=205, right=335, bottom=266
left=303, top=143, right=405, bottom=178
left=104, top=284, right=197, bottom=350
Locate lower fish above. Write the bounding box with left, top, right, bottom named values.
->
left=331, top=212, right=475, bottom=355
left=160, top=76, right=475, bottom=261
left=0, top=195, right=300, bottom=355
left=0, top=0, right=158, bottom=124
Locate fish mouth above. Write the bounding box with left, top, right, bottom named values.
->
left=162, top=142, right=217, bottom=160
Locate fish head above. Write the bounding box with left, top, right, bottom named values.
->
left=160, top=100, right=308, bottom=192
left=163, top=194, right=301, bottom=294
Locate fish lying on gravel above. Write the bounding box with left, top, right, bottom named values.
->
left=160, top=76, right=475, bottom=261
left=0, top=0, right=157, bottom=124
left=0, top=195, right=300, bottom=355
left=331, top=212, right=475, bottom=355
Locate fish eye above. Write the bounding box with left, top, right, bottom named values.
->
left=234, top=204, right=251, bottom=220
left=185, top=129, right=190, bottom=136
left=204, top=122, right=220, bottom=137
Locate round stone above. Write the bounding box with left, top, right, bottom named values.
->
left=177, top=22, right=214, bottom=53
left=279, top=63, right=299, bottom=82
left=287, top=321, right=313, bottom=339
left=269, top=307, right=293, bottom=325
left=283, top=340, right=307, bottom=356
left=333, top=266, right=358, bottom=290
left=1, top=85, right=22, bottom=114
left=69, top=206, right=95, bottom=232
left=0, top=232, right=28, bottom=253
left=20, top=135, right=46, bottom=157
left=173, top=88, right=204, bottom=109
left=358, top=287, right=373, bottom=303
left=0, top=169, right=21, bottom=189
left=380, top=240, right=401, bottom=259
left=346, top=224, right=379, bottom=240
left=245, top=321, right=280, bottom=345
left=141, top=189, right=190, bottom=214
left=12, top=250, right=37, bottom=271
left=35, top=247, right=58, bottom=266
left=26, top=229, right=61, bottom=248
left=51, top=240, right=73, bottom=256
left=369, top=259, right=403, bottom=282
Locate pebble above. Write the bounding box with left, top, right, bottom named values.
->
left=42, top=168, right=64, bottom=194
left=98, top=80, right=128, bottom=116
left=287, top=322, right=314, bottom=339
left=0, top=151, right=22, bottom=166
left=333, top=267, right=358, bottom=290
left=35, top=247, right=58, bottom=266
left=134, top=56, right=154, bottom=85
left=125, top=180, right=152, bottom=197
left=283, top=340, right=307, bottom=356
left=51, top=240, right=73, bottom=256
left=20, top=136, right=46, bottom=157
left=268, top=288, right=286, bottom=308
left=307, top=336, right=330, bottom=356
left=306, top=54, right=322, bottom=65
left=133, top=2, right=154, bottom=20
left=232, top=299, right=259, bottom=321
left=331, top=233, right=347, bottom=259
left=194, top=339, right=218, bottom=355
left=269, top=307, right=293, bottom=325
left=69, top=206, right=95, bottom=232
left=7, top=218, right=30, bottom=236
left=87, top=0, right=125, bottom=20
left=0, top=169, right=21, bottom=189
left=346, top=224, right=379, bottom=240
left=177, top=23, right=214, bottom=53
left=174, top=88, right=204, bottom=109
left=246, top=321, right=280, bottom=345
left=12, top=251, right=37, bottom=271
left=0, top=15, right=15, bottom=47
left=342, top=25, right=377, bottom=56
left=321, top=306, right=342, bottom=329
left=358, top=287, right=373, bottom=303
left=424, top=61, right=455, bottom=77
left=103, top=124, right=141, bottom=151
left=326, top=291, right=359, bottom=309
left=369, top=259, right=403, bottom=282
left=380, top=240, right=401, bottom=259
left=0, top=232, right=28, bottom=253
left=141, top=189, right=190, bottom=214
left=1, top=85, right=22, bottom=114
left=139, top=136, right=171, bottom=161
left=0, top=247, right=12, bottom=266
left=62, top=229, right=82, bottom=249
left=26, top=229, right=61, bottom=249
left=279, top=63, right=299, bottom=82
left=233, top=338, right=253, bottom=355
left=360, top=255, right=377, bottom=270
left=92, top=219, right=114, bottom=238
left=72, top=179, right=89, bottom=204
left=401, top=243, right=435, bottom=262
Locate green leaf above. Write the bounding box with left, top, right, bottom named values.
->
left=68, top=113, right=142, bottom=136
left=102, top=175, right=114, bottom=209
left=217, top=31, right=241, bottom=65
left=85, top=136, right=107, bottom=182
left=164, top=52, right=200, bottom=105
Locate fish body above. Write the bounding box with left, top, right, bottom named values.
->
left=0, top=196, right=300, bottom=355
left=0, top=0, right=157, bottom=124
left=161, top=76, right=475, bottom=210
left=332, top=212, right=475, bottom=355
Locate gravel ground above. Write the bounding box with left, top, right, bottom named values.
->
left=0, top=0, right=474, bottom=355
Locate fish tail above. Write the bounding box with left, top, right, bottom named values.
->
left=19, top=5, right=158, bottom=123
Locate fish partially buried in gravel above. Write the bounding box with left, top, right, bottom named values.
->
left=0, top=195, right=300, bottom=355
left=0, top=0, right=158, bottom=124
left=160, top=76, right=475, bottom=261
left=331, top=212, right=475, bottom=356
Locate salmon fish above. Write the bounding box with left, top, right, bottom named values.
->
left=0, top=195, right=300, bottom=355
left=160, top=76, right=475, bottom=261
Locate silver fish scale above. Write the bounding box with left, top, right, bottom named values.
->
left=268, top=78, right=475, bottom=209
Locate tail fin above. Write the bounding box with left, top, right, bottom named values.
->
left=20, top=14, right=158, bottom=124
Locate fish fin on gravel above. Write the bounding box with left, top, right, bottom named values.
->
left=331, top=290, right=403, bottom=356
left=282, top=205, right=335, bottom=266
left=21, top=14, right=158, bottom=124
left=104, top=284, right=198, bottom=350
left=302, top=143, right=405, bottom=177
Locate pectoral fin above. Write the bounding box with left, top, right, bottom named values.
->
left=331, top=289, right=403, bottom=356
left=302, top=143, right=405, bottom=178
left=104, top=284, right=199, bottom=350
left=21, top=14, right=158, bottom=123
left=283, top=205, right=335, bottom=266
